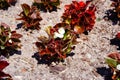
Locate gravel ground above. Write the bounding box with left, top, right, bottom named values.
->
left=0, top=0, right=119, bottom=80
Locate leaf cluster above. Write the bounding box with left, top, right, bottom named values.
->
left=62, top=1, right=96, bottom=34
left=33, top=0, right=60, bottom=12
left=36, top=23, right=77, bottom=63
left=0, top=23, right=22, bottom=57
left=35, top=1, right=96, bottom=64
left=17, top=4, right=42, bottom=30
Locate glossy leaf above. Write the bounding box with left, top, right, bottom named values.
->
left=0, top=61, right=9, bottom=71
left=116, top=32, right=120, bottom=39
left=0, top=60, right=12, bottom=80
left=106, top=57, right=117, bottom=68
left=21, top=4, right=30, bottom=16
left=106, top=52, right=120, bottom=80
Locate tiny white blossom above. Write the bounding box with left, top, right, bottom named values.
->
left=54, top=32, right=64, bottom=38
left=54, top=27, right=65, bottom=39
left=116, top=64, right=120, bottom=70
left=113, top=71, right=116, bottom=75
left=8, top=39, right=12, bottom=43
left=58, top=27, right=65, bottom=35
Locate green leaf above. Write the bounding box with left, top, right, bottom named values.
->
left=63, top=31, right=67, bottom=40
left=21, top=4, right=30, bottom=16
left=105, top=57, right=118, bottom=68
left=0, top=28, right=1, bottom=34
left=0, top=45, right=5, bottom=50
left=51, top=0, right=60, bottom=6
left=45, top=26, right=52, bottom=36
left=0, top=38, right=5, bottom=45
left=65, top=19, right=71, bottom=25
left=66, top=47, right=71, bottom=54
left=117, top=78, right=120, bottom=80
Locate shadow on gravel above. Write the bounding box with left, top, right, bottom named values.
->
left=9, top=50, right=21, bottom=56
left=32, top=52, right=50, bottom=65
left=32, top=52, right=75, bottom=65
left=104, top=9, right=120, bottom=25
left=0, top=49, right=21, bottom=58
left=16, top=23, right=23, bottom=29
left=110, top=38, right=120, bottom=50
left=97, top=67, right=112, bottom=80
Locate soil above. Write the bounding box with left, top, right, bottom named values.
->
left=0, top=0, right=119, bottom=80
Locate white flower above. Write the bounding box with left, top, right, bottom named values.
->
left=54, top=32, right=64, bottom=38
left=116, top=64, right=120, bottom=70
left=54, top=27, right=65, bottom=39
left=58, top=27, right=65, bottom=35
left=8, top=39, right=12, bottom=43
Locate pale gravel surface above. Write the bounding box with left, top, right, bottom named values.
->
left=0, top=0, right=119, bottom=80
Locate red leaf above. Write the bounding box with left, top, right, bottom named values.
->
left=1, top=23, right=10, bottom=28
left=0, top=61, right=12, bottom=79
left=79, top=1, right=86, bottom=8
left=108, top=52, right=120, bottom=62
left=0, top=61, right=9, bottom=71
left=0, top=71, right=12, bottom=79
left=116, top=32, right=120, bottom=39
left=11, top=31, right=22, bottom=39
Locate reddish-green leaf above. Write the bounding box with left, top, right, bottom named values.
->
left=21, top=4, right=30, bottom=16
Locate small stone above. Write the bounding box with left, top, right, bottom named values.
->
left=86, top=54, right=92, bottom=58
left=14, top=76, right=23, bottom=80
